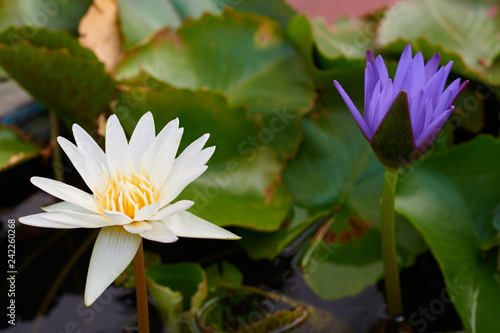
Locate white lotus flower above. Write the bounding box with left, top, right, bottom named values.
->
left=19, top=112, right=240, bottom=306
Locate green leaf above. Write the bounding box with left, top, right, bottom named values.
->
left=311, top=17, right=376, bottom=69
left=237, top=207, right=327, bottom=260
left=283, top=103, right=383, bottom=216
left=112, top=85, right=291, bottom=230
left=0, top=125, right=40, bottom=171
left=0, top=28, right=115, bottom=130
left=117, top=0, right=220, bottom=49
left=0, top=27, right=98, bottom=60
left=147, top=262, right=208, bottom=330
left=205, top=261, right=243, bottom=290
left=232, top=0, right=297, bottom=29
left=0, top=0, right=92, bottom=36
left=286, top=15, right=367, bottom=104
left=377, top=0, right=500, bottom=84
left=283, top=102, right=426, bottom=299
left=371, top=91, right=414, bottom=169
left=116, top=10, right=315, bottom=158
left=396, top=135, right=500, bottom=333
left=299, top=210, right=422, bottom=299
left=197, top=286, right=352, bottom=332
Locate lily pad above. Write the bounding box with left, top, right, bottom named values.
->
left=115, top=10, right=315, bottom=158
left=0, top=125, right=41, bottom=171
left=396, top=135, right=500, bottom=333
left=377, top=0, right=500, bottom=84
left=286, top=15, right=367, bottom=102
left=0, top=26, right=98, bottom=60
left=232, top=0, right=297, bottom=28
left=0, top=27, right=115, bottom=130
left=0, top=0, right=92, bottom=35
left=287, top=14, right=403, bottom=109
left=112, top=85, right=291, bottom=230
left=311, top=17, right=377, bottom=69
left=117, top=0, right=220, bottom=49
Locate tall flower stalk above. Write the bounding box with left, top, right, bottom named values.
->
left=134, top=240, right=149, bottom=332
left=20, top=112, right=240, bottom=331
left=334, top=44, right=467, bottom=317
left=380, top=167, right=401, bottom=315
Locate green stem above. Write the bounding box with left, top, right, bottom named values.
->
left=49, top=111, right=64, bottom=182
left=381, top=167, right=403, bottom=317
left=133, top=240, right=150, bottom=333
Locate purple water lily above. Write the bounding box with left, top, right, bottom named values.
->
left=334, top=44, right=467, bottom=168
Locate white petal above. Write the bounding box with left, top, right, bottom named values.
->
left=123, top=221, right=153, bottom=234
left=129, top=112, right=155, bottom=172
left=159, top=166, right=207, bottom=206
left=148, top=128, right=183, bottom=187
left=143, top=118, right=179, bottom=171
left=42, top=201, right=88, bottom=212
left=85, top=227, right=141, bottom=306
left=165, top=210, right=240, bottom=239
left=175, top=133, right=210, bottom=163
left=72, top=124, right=107, bottom=169
left=139, top=221, right=178, bottom=243
left=57, top=137, right=105, bottom=192
left=170, top=146, right=215, bottom=180
left=149, top=200, right=194, bottom=221
left=20, top=211, right=104, bottom=229
left=106, top=115, right=131, bottom=177
left=102, top=210, right=133, bottom=225
left=52, top=209, right=110, bottom=227
left=133, top=203, right=160, bottom=221
left=31, top=177, right=98, bottom=213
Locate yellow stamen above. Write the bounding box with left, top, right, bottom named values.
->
left=95, top=169, right=159, bottom=219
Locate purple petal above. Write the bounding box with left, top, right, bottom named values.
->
left=415, top=106, right=454, bottom=152
left=374, top=55, right=390, bottom=82
left=438, top=61, right=453, bottom=88
left=434, top=78, right=461, bottom=117
left=444, top=78, right=461, bottom=100
left=408, top=90, right=425, bottom=138
left=334, top=80, right=372, bottom=140
left=423, top=65, right=449, bottom=108
left=422, top=96, right=435, bottom=133
left=398, top=63, right=415, bottom=96
left=450, top=80, right=469, bottom=105
left=366, top=50, right=375, bottom=66
left=367, top=80, right=383, bottom=131
left=410, top=52, right=425, bottom=96
left=424, top=53, right=440, bottom=82
left=393, top=44, right=413, bottom=92
left=374, top=79, right=395, bottom=131
left=431, top=88, right=455, bottom=122
left=364, top=66, right=374, bottom=117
